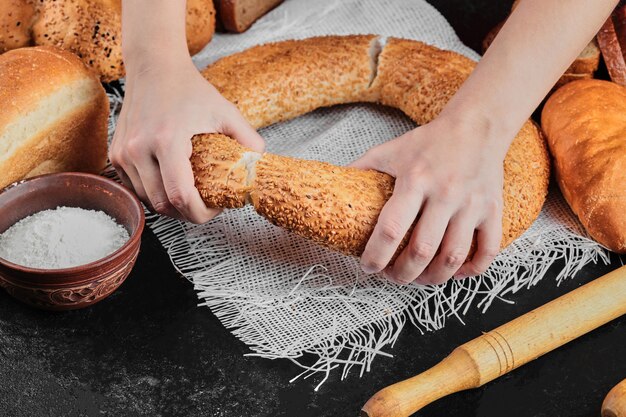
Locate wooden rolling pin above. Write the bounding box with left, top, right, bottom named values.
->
left=362, top=265, right=626, bottom=417
left=603, top=378, right=626, bottom=417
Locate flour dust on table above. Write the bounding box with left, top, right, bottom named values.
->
left=105, top=0, right=608, bottom=390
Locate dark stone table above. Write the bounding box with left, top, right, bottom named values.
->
left=1, top=1, right=625, bottom=416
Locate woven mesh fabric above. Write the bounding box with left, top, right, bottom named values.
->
left=104, top=0, right=610, bottom=388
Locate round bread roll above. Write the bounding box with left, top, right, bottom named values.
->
left=542, top=79, right=626, bottom=253
left=0, top=46, right=109, bottom=189
left=192, top=35, right=550, bottom=259
left=0, top=0, right=36, bottom=53
left=25, top=0, right=215, bottom=82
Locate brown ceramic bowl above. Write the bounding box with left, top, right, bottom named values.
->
left=0, top=172, right=145, bottom=311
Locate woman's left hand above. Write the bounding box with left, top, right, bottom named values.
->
left=350, top=115, right=506, bottom=285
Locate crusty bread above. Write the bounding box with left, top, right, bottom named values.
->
left=194, top=36, right=550, bottom=259
left=542, top=79, right=626, bottom=253
left=0, top=46, right=109, bottom=189
left=5, top=0, right=215, bottom=82
left=597, top=5, right=626, bottom=87
left=0, top=0, right=36, bottom=53
left=203, top=35, right=381, bottom=128
left=32, top=0, right=124, bottom=83
left=216, top=0, right=283, bottom=33
left=192, top=134, right=396, bottom=257
left=186, top=0, right=217, bottom=55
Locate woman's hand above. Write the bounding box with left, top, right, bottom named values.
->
left=109, top=57, right=264, bottom=223
left=350, top=116, right=505, bottom=285
left=349, top=0, right=618, bottom=285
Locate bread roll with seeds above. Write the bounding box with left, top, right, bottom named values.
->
left=192, top=36, right=550, bottom=258
left=203, top=35, right=382, bottom=129
left=192, top=134, right=395, bottom=257
left=29, top=0, right=215, bottom=82
left=0, top=46, right=109, bottom=189
left=0, top=0, right=36, bottom=53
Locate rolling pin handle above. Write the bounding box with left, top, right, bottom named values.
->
left=361, top=347, right=480, bottom=417
left=602, top=378, right=626, bottom=417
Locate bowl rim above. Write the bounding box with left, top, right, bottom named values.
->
left=0, top=172, right=145, bottom=275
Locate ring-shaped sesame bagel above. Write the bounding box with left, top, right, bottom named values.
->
left=191, top=35, right=550, bottom=260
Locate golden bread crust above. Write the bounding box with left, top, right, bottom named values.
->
left=32, top=0, right=124, bottom=82
left=0, top=0, right=36, bottom=53
left=186, top=0, right=217, bottom=55
left=191, top=133, right=251, bottom=209
left=216, top=0, right=284, bottom=33
left=28, top=0, right=215, bottom=82
left=193, top=36, right=551, bottom=258
left=542, top=79, right=626, bottom=253
left=252, top=150, right=394, bottom=258
left=500, top=120, right=550, bottom=247
left=374, top=37, right=475, bottom=124
left=202, top=35, right=380, bottom=129
left=0, top=46, right=109, bottom=189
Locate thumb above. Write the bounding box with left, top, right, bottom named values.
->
left=221, top=111, right=265, bottom=153
left=348, top=144, right=387, bottom=171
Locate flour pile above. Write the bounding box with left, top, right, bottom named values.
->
left=0, top=207, right=129, bottom=269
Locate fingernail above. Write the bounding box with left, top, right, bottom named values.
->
left=453, top=273, right=468, bottom=280
left=383, top=270, right=404, bottom=285
left=360, top=263, right=378, bottom=275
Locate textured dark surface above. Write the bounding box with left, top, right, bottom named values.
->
left=1, top=1, right=626, bottom=416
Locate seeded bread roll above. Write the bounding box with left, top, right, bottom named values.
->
left=193, top=36, right=550, bottom=258
left=28, top=0, right=216, bottom=82
left=0, top=0, right=36, bottom=53
left=0, top=46, right=109, bottom=189
left=542, top=79, right=626, bottom=253
left=203, top=35, right=381, bottom=129
left=192, top=134, right=395, bottom=257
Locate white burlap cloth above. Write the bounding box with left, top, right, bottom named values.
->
left=108, top=0, right=609, bottom=389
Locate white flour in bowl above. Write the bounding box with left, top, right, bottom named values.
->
left=0, top=206, right=130, bottom=269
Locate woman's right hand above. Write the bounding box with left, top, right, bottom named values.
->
left=109, top=55, right=265, bottom=223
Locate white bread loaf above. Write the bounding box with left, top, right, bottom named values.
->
left=0, top=46, right=109, bottom=189
left=542, top=79, right=626, bottom=253
left=192, top=36, right=551, bottom=259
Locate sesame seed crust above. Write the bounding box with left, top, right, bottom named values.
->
left=6, top=0, right=216, bottom=82
left=192, top=36, right=550, bottom=259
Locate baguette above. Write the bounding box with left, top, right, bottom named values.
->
left=542, top=79, right=626, bottom=253
left=0, top=46, right=109, bottom=189
left=193, top=36, right=550, bottom=259
left=216, top=0, right=283, bottom=33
